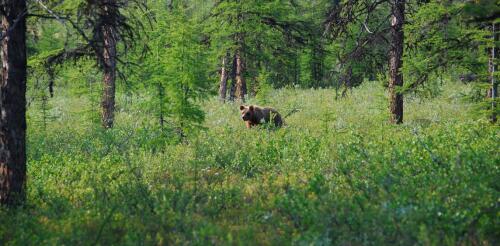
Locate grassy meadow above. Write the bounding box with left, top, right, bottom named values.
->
left=1, top=81, right=498, bottom=245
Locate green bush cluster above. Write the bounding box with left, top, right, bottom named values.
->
left=1, top=82, right=498, bottom=245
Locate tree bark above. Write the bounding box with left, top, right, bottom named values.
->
left=388, top=0, right=405, bottom=124
left=100, top=1, right=117, bottom=129
left=218, top=53, right=229, bottom=102
left=0, top=0, right=27, bottom=206
left=235, top=50, right=246, bottom=102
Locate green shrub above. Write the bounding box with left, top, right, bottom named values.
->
left=1, top=82, right=498, bottom=245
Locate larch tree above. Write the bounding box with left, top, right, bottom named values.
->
left=0, top=0, right=28, bottom=206
left=325, top=0, right=459, bottom=124
left=463, top=0, right=499, bottom=123
left=209, top=1, right=247, bottom=102
left=99, top=0, right=119, bottom=128
left=403, top=0, right=498, bottom=122
left=324, top=0, right=497, bottom=124
left=209, top=0, right=307, bottom=102
left=324, top=0, right=392, bottom=97
left=132, top=0, right=211, bottom=139
left=29, top=0, right=148, bottom=129
left=388, top=0, right=405, bottom=124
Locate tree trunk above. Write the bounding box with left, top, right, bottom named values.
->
left=0, top=0, right=27, bottom=206
left=218, top=53, right=229, bottom=102
left=101, top=2, right=117, bottom=129
left=342, top=66, right=352, bottom=97
left=235, top=50, right=246, bottom=102
left=489, top=23, right=498, bottom=123
left=229, top=54, right=237, bottom=101
left=388, top=0, right=405, bottom=124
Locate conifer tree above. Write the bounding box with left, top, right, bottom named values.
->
left=138, top=1, right=210, bottom=139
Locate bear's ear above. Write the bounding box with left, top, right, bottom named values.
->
left=239, top=105, right=246, bottom=111
left=249, top=105, right=254, bottom=111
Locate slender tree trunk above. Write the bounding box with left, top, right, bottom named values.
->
left=388, top=0, right=405, bottom=124
left=101, top=1, right=117, bottom=128
left=0, top=0, right=27, bottom=206
left=218, top=53, right=229, bottom=102
left=229, top=54, right=237, bottom=101
left=235, top=50, right=246, bottom=102
left=489, top=23, right=498, bottom=123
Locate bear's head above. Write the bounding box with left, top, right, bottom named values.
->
left=240, top=105, right=254, bottom=121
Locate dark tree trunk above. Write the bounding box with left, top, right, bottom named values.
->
left=342, top=66, right=352, bottom=97
left=489, top=23, right=498, bottom=123
left=235, top=50, right=246, bottom=102
left=0, top=0, right=27, bottom=206
left=100, top=1, right=117, bottom=129
left=157, top=83, right=165, bottom=129
left=388, top=0, right=405, bottom=124
left=218, top=53, right=229, bottom=102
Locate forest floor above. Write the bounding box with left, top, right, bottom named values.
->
left=1, top=82, right=499, bottom=245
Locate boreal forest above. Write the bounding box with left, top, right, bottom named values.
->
left=0, top=0, right=499, bottom=245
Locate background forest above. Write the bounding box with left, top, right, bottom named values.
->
left=0, top=0, right=499, bottom=245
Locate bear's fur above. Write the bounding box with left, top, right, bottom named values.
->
left=239, top=105, right=283, bottom=128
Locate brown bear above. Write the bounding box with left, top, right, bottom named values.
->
left=239, top=105, right=283, bottom=128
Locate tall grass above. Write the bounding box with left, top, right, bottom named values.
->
left=1, top=82, right=498, bottom=245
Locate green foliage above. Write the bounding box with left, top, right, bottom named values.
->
left=10, top=1, right=499, bottom=244
left=404, top=1, right=489, bottom=92
left=396, top=0, right=498, bottom=121
left=206, top=0, right=316, bottom=89
left=254, top=67, right=272, bottom=104
left=3, top=83, right=498, bottom=245
left=137, top=3, right=211, bottom=139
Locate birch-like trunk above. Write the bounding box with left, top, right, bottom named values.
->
left=218, top=53, right=229, bottom=102
left=235, top=50, right=246, bottom=102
